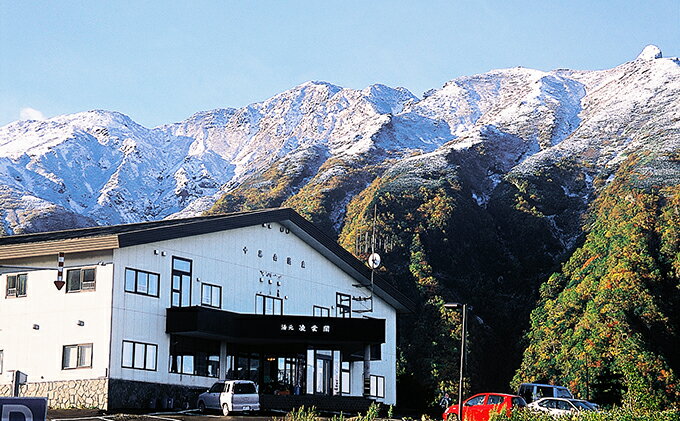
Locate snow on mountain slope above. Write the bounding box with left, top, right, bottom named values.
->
left=0, top=45, right=677, bottom=234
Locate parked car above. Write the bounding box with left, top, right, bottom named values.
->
left=443, top=393, right=527, bottom=421
left=517, top=383, right=573, bottom=403
left=527, top=397, right=597, bottom=416
left=197, top=380, right=260, bottom=415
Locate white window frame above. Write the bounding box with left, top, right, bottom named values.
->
left=122, top=340, right=158, bottom=371
left=62, top=343, right=93, bottom=369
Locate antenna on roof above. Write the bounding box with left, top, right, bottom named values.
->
left=353, top=204, right=381, bottom=313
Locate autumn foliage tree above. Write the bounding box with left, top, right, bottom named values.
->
left=514, top=157, right=680, bottom=409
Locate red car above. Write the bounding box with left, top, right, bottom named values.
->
left=443, top=393, right=527, bottom=421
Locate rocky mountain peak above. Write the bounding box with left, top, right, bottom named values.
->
left=0, top=50, right=678, bottom=235
left=637, top=44, right=663, bottom=60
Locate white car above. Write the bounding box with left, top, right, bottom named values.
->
left=528, top=397, right=597, bottom=416
left=197, top=380, right=260, bottom=415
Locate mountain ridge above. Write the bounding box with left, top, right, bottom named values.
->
left=0, top=45, right=677, bottom=237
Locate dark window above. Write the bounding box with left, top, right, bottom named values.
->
left=201, top=283, right=222, bottom=308
left=256, top=294, right=283, bottom=315
left=370, top=344, right=382, bottom=361
left=512, top=397, right=527, bottom=408
left=171, top=257, right=192, bottom=307
left=557, top=400, right=572, bottom=410
left=539, top=399, right=556, bottom=408
left=336, top=293, right=351, bottom=318
left=466, top=395, right=485, bottom=406
left=487, top=395, right=504, bottom=405
left=234, top=383, right=257, bottom=394
left=125, top=268, right=159, bottom=297
left=66, top=268, right=96, bottom=292
left=209, top=382, right=225, bottom=393
left=169, top=335, right=219, bottom=377
left=313, top=305, right=330, bottom=317
left=62, top=343, right=93, bottom=369
left=122, top=340, right=157, bottom=371
left=6, top=274, right=27, bottom=297
left=555, top=388, right=572, bottom=398
left=538, top=385, right=553, bottom=398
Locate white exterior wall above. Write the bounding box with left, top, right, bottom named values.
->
left=0, top=251, right=114, bottom=386
left=0, top=221, right=399, bottom=405
left=109, top=222, right=398, bottom=403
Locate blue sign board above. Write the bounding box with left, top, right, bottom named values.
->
left=0, top=398, right=47, bottom=421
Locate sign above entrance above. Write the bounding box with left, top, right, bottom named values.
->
left=167, top=306, right=385, bottom=345
left=280, top=323, right=331, bottom=333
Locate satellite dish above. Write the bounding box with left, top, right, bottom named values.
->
left=368, top=253, right=381, bottom=269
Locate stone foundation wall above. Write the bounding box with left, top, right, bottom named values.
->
left=107, top=378, right=206, bottom=410
left=0, top=379, right=108, bottom=409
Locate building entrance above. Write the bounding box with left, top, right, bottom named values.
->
left=314, top=350, right=332, bottom=395
left=229, top=349, right=306, bottom=395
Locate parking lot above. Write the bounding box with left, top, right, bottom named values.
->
left=47, top=409, right=280, bottom=421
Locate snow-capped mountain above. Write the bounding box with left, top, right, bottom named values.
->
left=0, top=45, right=678, bottom=235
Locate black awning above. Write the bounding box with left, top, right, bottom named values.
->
left=166, top=306, right=385, bottom=346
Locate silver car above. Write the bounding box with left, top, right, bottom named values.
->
left=197, top=380, right=260, bottom=415
left=528, top=397, right=597, bottom=416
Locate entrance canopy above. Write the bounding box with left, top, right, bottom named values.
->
left=166, top=306, right=385, bottom=346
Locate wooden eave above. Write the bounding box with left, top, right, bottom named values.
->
left=0, top=235, right=119, bottom=260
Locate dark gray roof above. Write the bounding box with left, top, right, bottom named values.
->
left=0, top=208, right=414, bottom=312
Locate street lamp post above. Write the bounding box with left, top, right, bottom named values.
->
left=444, top=302, right=468, bottom=421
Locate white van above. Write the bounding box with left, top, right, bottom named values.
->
left=197, top=380, right=260, bottom=415
left=518, top=383, right=573, bottom=404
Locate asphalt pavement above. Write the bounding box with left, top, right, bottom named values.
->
left=47, top=409, right=281, bottom=421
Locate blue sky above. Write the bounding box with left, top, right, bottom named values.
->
left=1, top=0, right=678, bottom=128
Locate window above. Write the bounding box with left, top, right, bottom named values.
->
left=66, top=268, right=96, bottom=292
left=234, top=383, right=257, bottom=394
left=313, top=305, right=330, bottom=317
left=201, top=283, right=222, bottom=308
left=466, top=395, right=485, bottom=406
left=487, top=395, right=504, bottom=405
left=370, top=344, right=382, bottom=361
left=62, top=344, right=93, bottom=369
left=556, top=400, right=573, bottom=411
left=171, top=257, right=192, bottom=307
left=169, top=335, right=219, bottom=377
left=256, top=294, right=283, bottom=315
left=369, top=375, right=385, bottom=398
left=336, top=293, right=351, bottom=318
left=122, top=340, right=157, bottom=371
left=209, top=382, right=225, bottom=393
left=0, top=350, right=3, bottom=374
left=125, top=268, right=159, bottom=297
left=6, top=274, right=27, bottom=298
left=341, top=361, right=350, bottom=394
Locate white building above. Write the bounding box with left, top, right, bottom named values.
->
left=0, top=208, right=412, bottom=410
